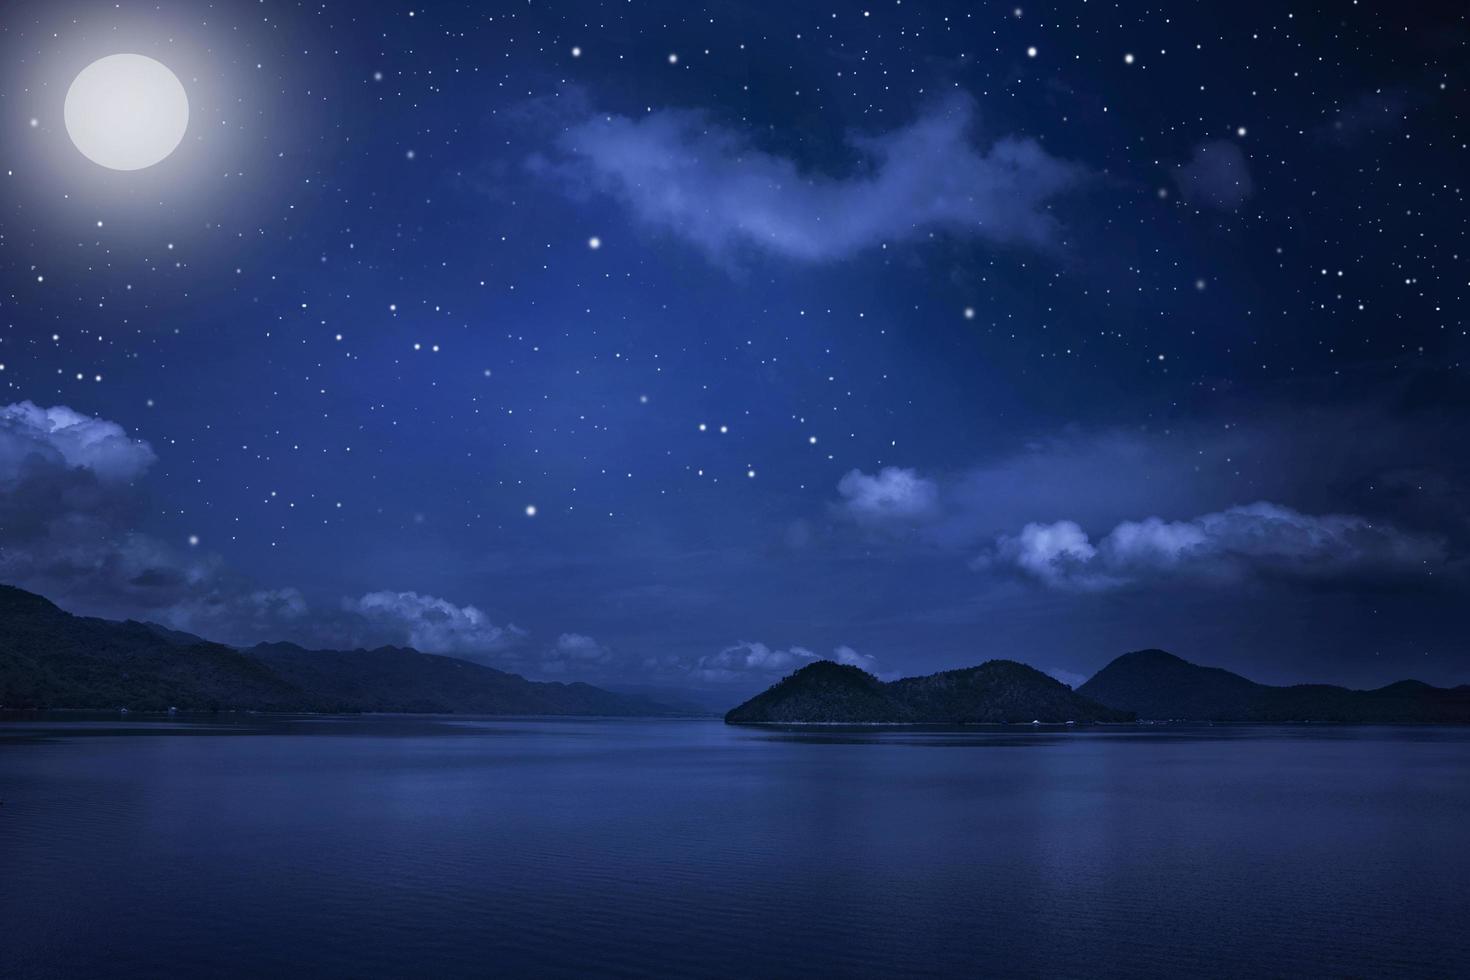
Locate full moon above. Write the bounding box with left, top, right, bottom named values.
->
left=64, top=54, right=189, bottom=171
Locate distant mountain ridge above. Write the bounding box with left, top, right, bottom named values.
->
left=1078, top=649, right=1470, bottom=723
left=725, top=660, right=1135, bottom=725
left=8, top=581, right=1467, bottom=723
left=728, top=650, right=1470, bottom=726
left=0, top=584, right=678, bottom=716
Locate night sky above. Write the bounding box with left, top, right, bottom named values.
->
left=0, top=0, right=1466, bottom=700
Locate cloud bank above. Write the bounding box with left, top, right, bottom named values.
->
left=347, top=591, right=526, bottom=655
left=550, top=95, right=1085, bottom=263
left=0, top=400, right=207, bottom=612
left=987, top=502, right=1443, bottom=591
left=0, top=401, right=528, bottom=659
left=0, top=401, right=157, bottom=482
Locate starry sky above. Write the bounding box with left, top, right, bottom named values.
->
left=0, top=0, right=1466, bottom=700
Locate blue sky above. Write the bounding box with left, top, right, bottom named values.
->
left=0, top=0, right=1465, bottom=697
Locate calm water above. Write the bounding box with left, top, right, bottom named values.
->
left=2, top=717, right=1468, bottom=979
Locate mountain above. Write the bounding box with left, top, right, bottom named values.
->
left=725, top=660, right=1135, bottom=725
left=249, top=642, right=675, bottom=716
left=1079, top=649, right=1470, bottom=722
left=0, top=586, right=312, bottom=712
left=0, top=584, right=677, bottom=716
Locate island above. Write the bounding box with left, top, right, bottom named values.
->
left=1078, top=648, right=1470, bottom=723
left=725, top=659, right=1134, bottom=725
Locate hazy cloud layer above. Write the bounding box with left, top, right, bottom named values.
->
left=986, top=502, right=1444, bottom=591
left=1317, top=86, right=1415, bottom=145
left=538, top=632, right=616, bottom=674
left=551, top=95, right=1085, bottom=263
left=347, top=590, right=526, bottom=654
left=1173, top=140, right=1253, bottom=211
left=692, top=641, right=879, bottom=683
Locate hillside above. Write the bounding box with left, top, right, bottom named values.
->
left=1079, top=649, right=1470, bottom=722
left=0, top=586, right=313, bottom=712
left=0, top=584, right=676, bottom=716
left=250, top=642, right=675, bottom=716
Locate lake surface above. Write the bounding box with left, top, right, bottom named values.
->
left=2, top=716, right=1468, bottom=978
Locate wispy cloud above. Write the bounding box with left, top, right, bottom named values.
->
left=546, top=94, right=1086, bottom=264
left=1316, top=86, right=1416, bottom=145
left=346, top=590, right=526, bottom=654
left=983, top=502, right=1444, bottom=591
left=1173, top=140, right=1253, bottom=211
left=691, top=641, right=880, bottom=683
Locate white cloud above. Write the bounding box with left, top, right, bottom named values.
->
left=552, top=94, right=1085, bottom=264
left=527, top=632, right=617, bottom=675
left=0, top=401, right=206, bottom=612
left=836, top=466, right=940, bottom=525
left=832, top=644, right=882, bottom=673
left=994, top=519, right=1110, bottom=589
left=0, top=400, right=156, bottom=483
left=990, top=502, right=1444, bottom=590
left=692, top=641, right=879, bottom=682
left=346, top=590, right=525, bottom=654
left=553, top=632, right=610, bottom=660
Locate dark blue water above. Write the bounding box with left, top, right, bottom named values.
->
left=2, top=717, right=1468, bottom=978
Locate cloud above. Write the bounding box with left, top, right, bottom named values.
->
left=0, top=402, right=535, bottom=660
left=1317, top=87, right=1415, bottom=145
left=346, top=590, right=525, bottom=655
left=830, top=395, right=1470, bottom=557
left=529, top=632, right=617, bottom=675
left=991, top=519, right=1114, bottom=589
left=0, top=401, right=156, bottom=483
left=829, top=430, right=1238, bottom=547
left=549, top=94, right=1085, bottom=263
left=553, top=632, right=611, bottom=660
left=164, top=587, right=314, bottom=645
left=0, top=401, right=210, bottom=612
left=1, top=409, right=867, bottom=692
left=831, top=644, right=882, bottom=673
left=1172, top=140, right=1253, bottom=211
left=836, top=467, right=940, bottom=525
left=692, top=641, right=879, bottom=682
left=0, top=405, right=358, bottom=645
left=987, top=502, right=1444, bottom=591
left=0, top=405, right=608, bottom=680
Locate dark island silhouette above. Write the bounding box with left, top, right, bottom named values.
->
left=727, top=651, right=1470, bottom=725
left=725, top=659, right=1134, bottom=725
left=1078, top=648, right=1470, bottom=724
